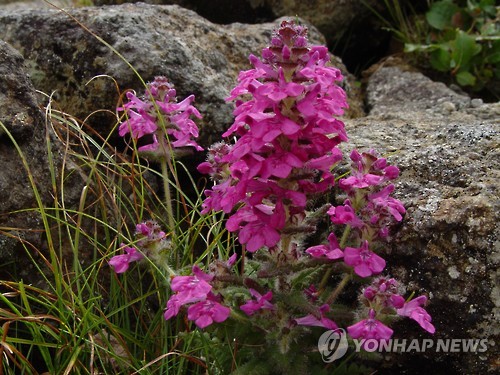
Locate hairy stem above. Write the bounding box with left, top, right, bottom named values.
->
left=160, top=156, right=175, bottom=233
left=325, top=273, right=351, bottom=305
left=318, top=225, right=351, bottom=291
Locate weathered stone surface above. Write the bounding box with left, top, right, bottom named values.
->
left=0, top=39, right=93, bottom=284
left=0, top=3, right=363, bottom=147
left=94, top=0, right=391, bottom=70
left=0, top=40, right=54, bottom=281
left=345, top=65, right=499, bottom=373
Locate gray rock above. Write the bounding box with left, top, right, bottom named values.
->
left=0, top=39, right=92, bottom=284
left=0, top=40, right=54, bottom=281
left=345, top=65, right=499, bottom=373
left=0, top=3, right=362, bottom=146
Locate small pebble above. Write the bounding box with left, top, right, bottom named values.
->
left=471, top=98, right=483, bottom=108
left=442, top=101, right=456, bottom=112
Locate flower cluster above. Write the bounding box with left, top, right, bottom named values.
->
left=163, top=266, right=231, bottom=329
left=118, top=76, right=203, bottom=154
left=199, top=20, right=348, bottom=252
left=306, top=149, right=405, bottom=278
left=347, top=276, right=435, bottom=343
left=109, top=220, right=170, bottom=273
left=110, top=20, right=434, bottom=370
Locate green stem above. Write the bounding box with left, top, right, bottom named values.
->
left=160, top=156, right=175, bottom=233
left=318, top=225, right=351, bottom=291
left=325, top=273, right=351, bottom=305
left=162, top=261, right=177, bottom=279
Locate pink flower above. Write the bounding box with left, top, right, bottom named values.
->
left=163, top=294, right=182, bottom=320
left=240, top=289, right=276, bottom=316
left=109, top=245, right=144, bottom=273
left=164, top=266, right=227, bottom=327
left=118, top=76, right=202, bottom=152
left=306, top=233, right=343, bottom=260
left=365, top=184, right=406, bottom=223
left=339, top=150, right=400, bottom=192
left=327, top=200, right=364, bottom=228
left=199, top=20, right=349, bottom=253
left=397, top=295, right=435, bottom=334
left=170, top=266, right=213, bottom=305
left=363, top=276, right=405, bottom=309
left=347, top=309, right=393, bottom=341
left=226, top=203, right=285, bottom=252
left=135, top=220, right=167, bottom=248
left=295, top=304, right=338, bottom=330
left=343, top=241, right=386, bottom=277
left=226, top=253, right=238, bottom=268
left=187, top=293, right=231, bottom=329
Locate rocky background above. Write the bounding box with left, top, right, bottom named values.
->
left=0, top=1, right=498, bottom=374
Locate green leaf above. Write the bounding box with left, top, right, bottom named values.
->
left=430, top=47, right=452, bottom=71
left=426, top=0, right=459, bottom=30
left=456, top=71, right=476, bottom=86
left=451, top=30, right=481, bottom=70
left=485, top=51, right=500, bottom=64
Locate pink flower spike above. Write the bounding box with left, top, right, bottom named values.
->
left=240, top=289, right=276, bottom=316
left=295, top=304, right=338, bottom=330
left=187, top=294, right=231, bottom=329
left=397, top=295, right=435, bottom=334
left=347, top=309, right=393, bottom=342
left=109, top=245, right=144, bottom=273
left=343, top=241, right=386, bottom=278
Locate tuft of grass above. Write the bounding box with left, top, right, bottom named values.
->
left=0, top=76, right=231, bottom=374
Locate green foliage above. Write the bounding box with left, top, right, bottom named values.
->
left=382, top=0, right=499, bottom=97
left=0, top=90, right=213, bottom=373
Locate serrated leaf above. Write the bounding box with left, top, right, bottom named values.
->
left=426, top=0, right=459, bottom=30
left=430, top=47, right=452, bottom=71
left=456, top=71, right=476, bottom=86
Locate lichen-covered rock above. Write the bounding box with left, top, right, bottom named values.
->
left=345, top=65, right=499, bottom=373
left=0, top=3, right=363, bottom=146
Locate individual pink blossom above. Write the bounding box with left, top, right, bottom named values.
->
left=327, top=200, right=364, bottom=228
left=169, top=266, right=214, bottom=305
left=163, top=294, right=182, bottom=321
left=365, top=184, right=406, bottom=223
left=343, top=240, right=386, bottom=277
left=306, top=233, right=343, bottom=260
left=226, top=203, right=285, bottom=252
left=397, top=295, right=435, bottom=334
left=295, top=304, right=338, bottom=330
left=187, top=293, right=231, bottom=329
left=226, top=253, right=238, bottom=268
left=109, top=245, right=144, bottom=273
left=240, top=289, right=276, bottom=316
left=347, top=309, right=393, bottom=341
